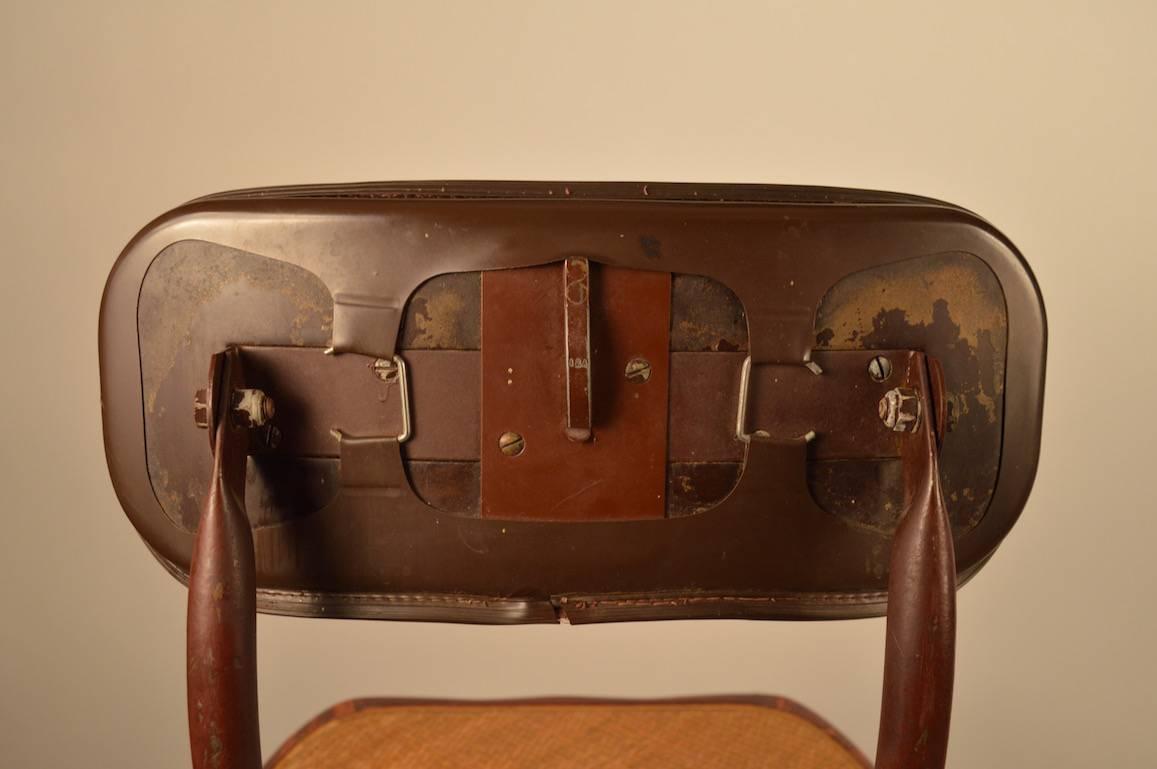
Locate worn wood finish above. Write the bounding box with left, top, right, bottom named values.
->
left=875, top=361, right=956, bottom=769
left=187, top=349, right=261, bottom=769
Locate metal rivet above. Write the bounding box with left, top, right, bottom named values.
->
left=625, top=357, right=652, bottom=383
left=498, top=431, right=525, bottom=457
left=867, top=355, right=893, bottom=382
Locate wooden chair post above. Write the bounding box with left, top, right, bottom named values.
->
left=875, top=370, right=957, bottom=769
left=187, top=349, right=262, bottom=769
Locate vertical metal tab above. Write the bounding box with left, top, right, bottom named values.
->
left=564, top=257, right=593, bottom=442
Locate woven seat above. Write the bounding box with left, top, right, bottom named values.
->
left=267, top=698, right=870, bottom=769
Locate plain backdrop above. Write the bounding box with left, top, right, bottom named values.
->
left=2, top=2, right=1155, bottom=768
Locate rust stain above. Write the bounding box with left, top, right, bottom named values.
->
left=813, top=253, right=1008, bottom=534
left=411, top=289, right=466, bottom=348
left=399, top=271, right=481, bottom=350
left=670, top=275, right=748, bottom=352
left=814, top=254, right=1006, bottom=422
left=139, top=243, right=332, bottom=415
left=139, top=243, right=333, bottom=531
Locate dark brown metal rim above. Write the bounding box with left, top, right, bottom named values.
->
left=192, top=179, right=956, bottom=208
left=150, top=544, right=991, bottom=625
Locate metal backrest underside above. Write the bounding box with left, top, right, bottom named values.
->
left=100, top=181, right=1045, bottom=623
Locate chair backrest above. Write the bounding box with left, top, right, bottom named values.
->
left=100, top=181, right=1045, bottom=769
left=101, top=181, right=1044, bottom=623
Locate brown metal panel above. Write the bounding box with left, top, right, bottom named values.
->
left=480, top=263, right=671, bottom=520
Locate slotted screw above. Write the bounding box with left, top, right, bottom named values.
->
left=499, top=431, right=525, bottom=457
left=625, top=357, right=652, bottom=383
left=867, top=355, right=893, bottom=382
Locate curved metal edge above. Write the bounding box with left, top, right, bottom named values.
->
left=191, top=179, right=955, bottom=210
left=948, top=215, right=1047, bottom=570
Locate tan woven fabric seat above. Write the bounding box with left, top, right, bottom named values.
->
left=267, top=698, right=870, bottom=769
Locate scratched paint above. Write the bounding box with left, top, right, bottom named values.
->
left=814, top=252, right=1008, bottom=532
left=139, top=243, right=333, bottom=530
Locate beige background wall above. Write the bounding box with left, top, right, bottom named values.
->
left=2, top=2, right=1154, bottom=767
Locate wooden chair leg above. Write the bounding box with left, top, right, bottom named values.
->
left=187, top=349, right=262, bottom=769
left=875, top=378, right=957, bottom=769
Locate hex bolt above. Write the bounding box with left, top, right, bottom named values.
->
left=867, top=355, right=893, bottom=382
left=878, top=387, right=921, bottom=433
left=499, top=431, right=525, bottom=457
left=231, top=389, right=276, bottom=428
left=193, top=388, right=209, bottom=429
left=625, top=357, right=652, bottom=384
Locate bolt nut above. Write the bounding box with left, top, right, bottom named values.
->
left=867, top=355, right=893, bottom=382
left=498, top=431, right=525, bottom=457
left=231, top=389, right=275, bottom=428
left=878, top=387, right=921, bottom=433
left=193, top=388, right=210, bottom=429
left=625, top=357, right=652, bottom=383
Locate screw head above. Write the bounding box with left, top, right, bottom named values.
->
left=625, top=357, right=652, bottom=383
left=878, top=387, right=921, bottom=433
left=498, top=431, right=525, bottom=457
left=867, top=355, right=893, bottom=382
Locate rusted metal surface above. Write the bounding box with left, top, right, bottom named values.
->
left=139, top=243, right=332, bottom=530
left=479, top=263, right=671, bottom=520
left=401, top=272, right=747, bottom=355
left=398, top=271, right=481, bottom=350
left=139, top=257, right=961, bottom=528
left=814, top=252, right=1007, bottom=532
left=669, top=274, right=749, bottom=352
